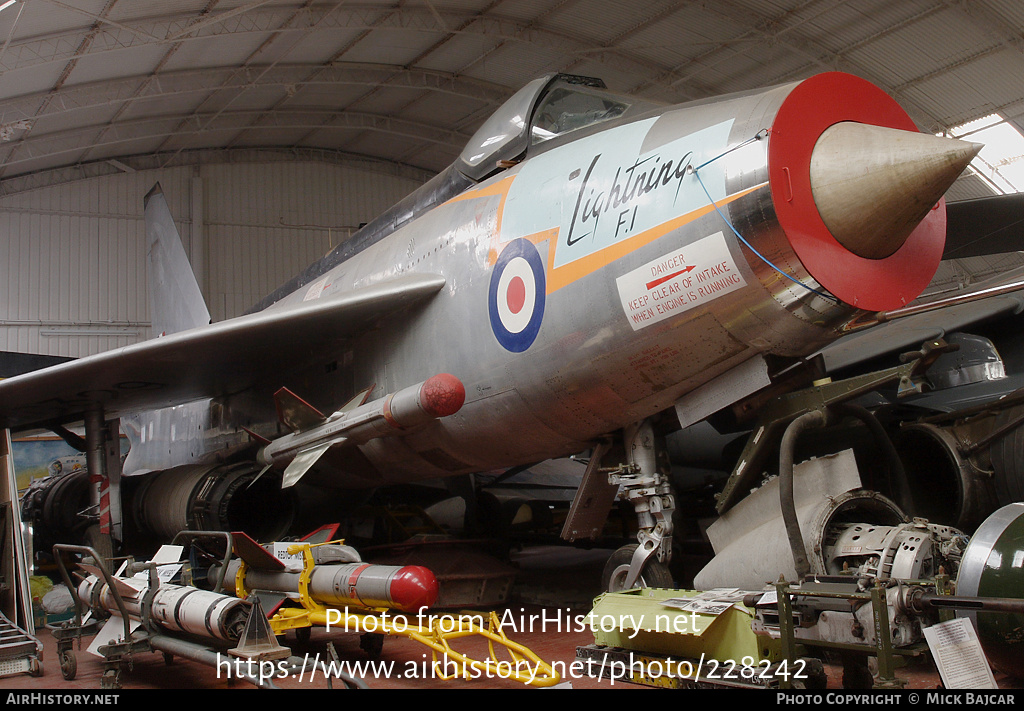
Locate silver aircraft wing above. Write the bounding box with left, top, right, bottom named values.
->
left=0, top=273, right=446, bottom=430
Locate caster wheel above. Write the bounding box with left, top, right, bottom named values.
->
left=101, top=668, right=121, bottom=690
left=59, top=649, right=76, bottom=680
left=360, top=633, right=384, bottom=659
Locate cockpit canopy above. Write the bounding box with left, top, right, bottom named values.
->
left=457, top=73, right=638, bottom=181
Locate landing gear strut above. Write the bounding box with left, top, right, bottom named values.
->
left=601, top=420, right=675, bottom=592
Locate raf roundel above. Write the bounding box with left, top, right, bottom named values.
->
left=488, top=239, right=546, bottom=353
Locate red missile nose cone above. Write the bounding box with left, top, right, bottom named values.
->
left=420, top=373, right=466, bottom=418
left=390, top=565, right=440, bottom=612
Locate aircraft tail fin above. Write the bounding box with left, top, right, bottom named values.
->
left=144, top=183, right=211, bottom=337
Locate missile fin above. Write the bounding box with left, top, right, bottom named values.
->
left=339, top=385, right=375, bottom=413
left=301, top=523, right=342, bottom=543
left=78, top=564, right=144, bottom=598
left=281, top=441, right=334, bottom=488
left=245, top=462, right=273, bottom=490
left=232, top=530, right=286, bottom=571
left=241, top=425, right=272, bottom=446
left=274, top=387, right=326, bottom=432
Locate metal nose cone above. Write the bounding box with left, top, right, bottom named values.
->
left=810, top=122, right=981, bottom=259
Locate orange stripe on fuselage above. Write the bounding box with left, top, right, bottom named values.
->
left=445, top=174, right=768, bottom=295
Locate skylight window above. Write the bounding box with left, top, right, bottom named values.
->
left=943, top=113, right=1024, bottom=194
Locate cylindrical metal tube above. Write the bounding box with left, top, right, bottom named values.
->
left=779, top=410, right=828, bottom=580
left=214, top=558, right=439, bottom=612
left=148, top=635, right=276, bottom=689
left=79, top=577, right=250, bottom=642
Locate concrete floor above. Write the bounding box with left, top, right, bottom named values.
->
left=0, top=545, right=627, bottom=690
left=0, top=602, right=619, bottom=690
left=1, top=545, right=1021, bottom=692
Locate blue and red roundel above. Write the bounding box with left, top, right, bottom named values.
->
left=488, top=239, right=546, bottom=353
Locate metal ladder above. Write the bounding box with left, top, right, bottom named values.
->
left=0, top=608, right=42, bottom=678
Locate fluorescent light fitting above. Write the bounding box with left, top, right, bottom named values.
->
left=0, top=1, right=16, bottom=13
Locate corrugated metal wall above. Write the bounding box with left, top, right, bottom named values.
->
left=0, top=160, right=425, bottom=358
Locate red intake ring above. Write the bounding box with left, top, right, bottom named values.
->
left=768, top=72, right=946, bottom=312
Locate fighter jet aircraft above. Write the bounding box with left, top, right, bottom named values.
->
left=0, top=71, right=985, bottom=591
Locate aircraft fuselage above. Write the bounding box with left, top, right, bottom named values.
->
left=242, top=72, right=963, bottom=488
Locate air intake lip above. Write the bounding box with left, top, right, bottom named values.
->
left=768, top=72, right=974, bottom=311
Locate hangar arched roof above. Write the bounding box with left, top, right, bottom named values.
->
left=0, top=0, right=1020, bottom=198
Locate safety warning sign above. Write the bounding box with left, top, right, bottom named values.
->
left=616, top=231, right=745, bottom=331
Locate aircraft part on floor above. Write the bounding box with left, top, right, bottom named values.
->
left=955, top=502, right=1024, bottom=679
left=694, top=449, right=909, bottom=590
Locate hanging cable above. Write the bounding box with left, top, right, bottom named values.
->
left=689, top=130, right=841, bottom=305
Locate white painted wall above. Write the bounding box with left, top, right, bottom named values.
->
left=0, top=158, right=426, bottom=358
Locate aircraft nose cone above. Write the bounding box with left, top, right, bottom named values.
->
left=809, top=122, right=981, bottom=259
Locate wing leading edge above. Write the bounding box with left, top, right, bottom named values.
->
left=0, top=273, right=446, bottom=431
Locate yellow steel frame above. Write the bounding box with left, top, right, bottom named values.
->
left=243, top=540, right=562, bottom=687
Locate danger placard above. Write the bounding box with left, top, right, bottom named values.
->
left=616, top=231, right=745, bottom=331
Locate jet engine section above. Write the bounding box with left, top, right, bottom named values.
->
left=20, top=466, right=94, bottom=554
left=986, top=404, right=1024, bottom=507
left=876, top=331, right=1014, bottom=532
left=745, top=504, right=1024, bottom=680
left=695, top=449, right=910, bottom=591
left=823, top=519, right=967, bottom=583
left=131, top=462, right=297, bottom=543
left=892, top=422, right=1002, bottom=534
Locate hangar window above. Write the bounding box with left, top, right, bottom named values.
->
left=943, top=114, right=1024, bottom=194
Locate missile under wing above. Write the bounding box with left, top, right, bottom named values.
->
left=0, top=72, right=982, bottom=588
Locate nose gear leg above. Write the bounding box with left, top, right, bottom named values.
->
left=604, top=420, right=676, bottom=591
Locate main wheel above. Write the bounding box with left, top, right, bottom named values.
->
left=601, top=543, right=674, bottom=592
